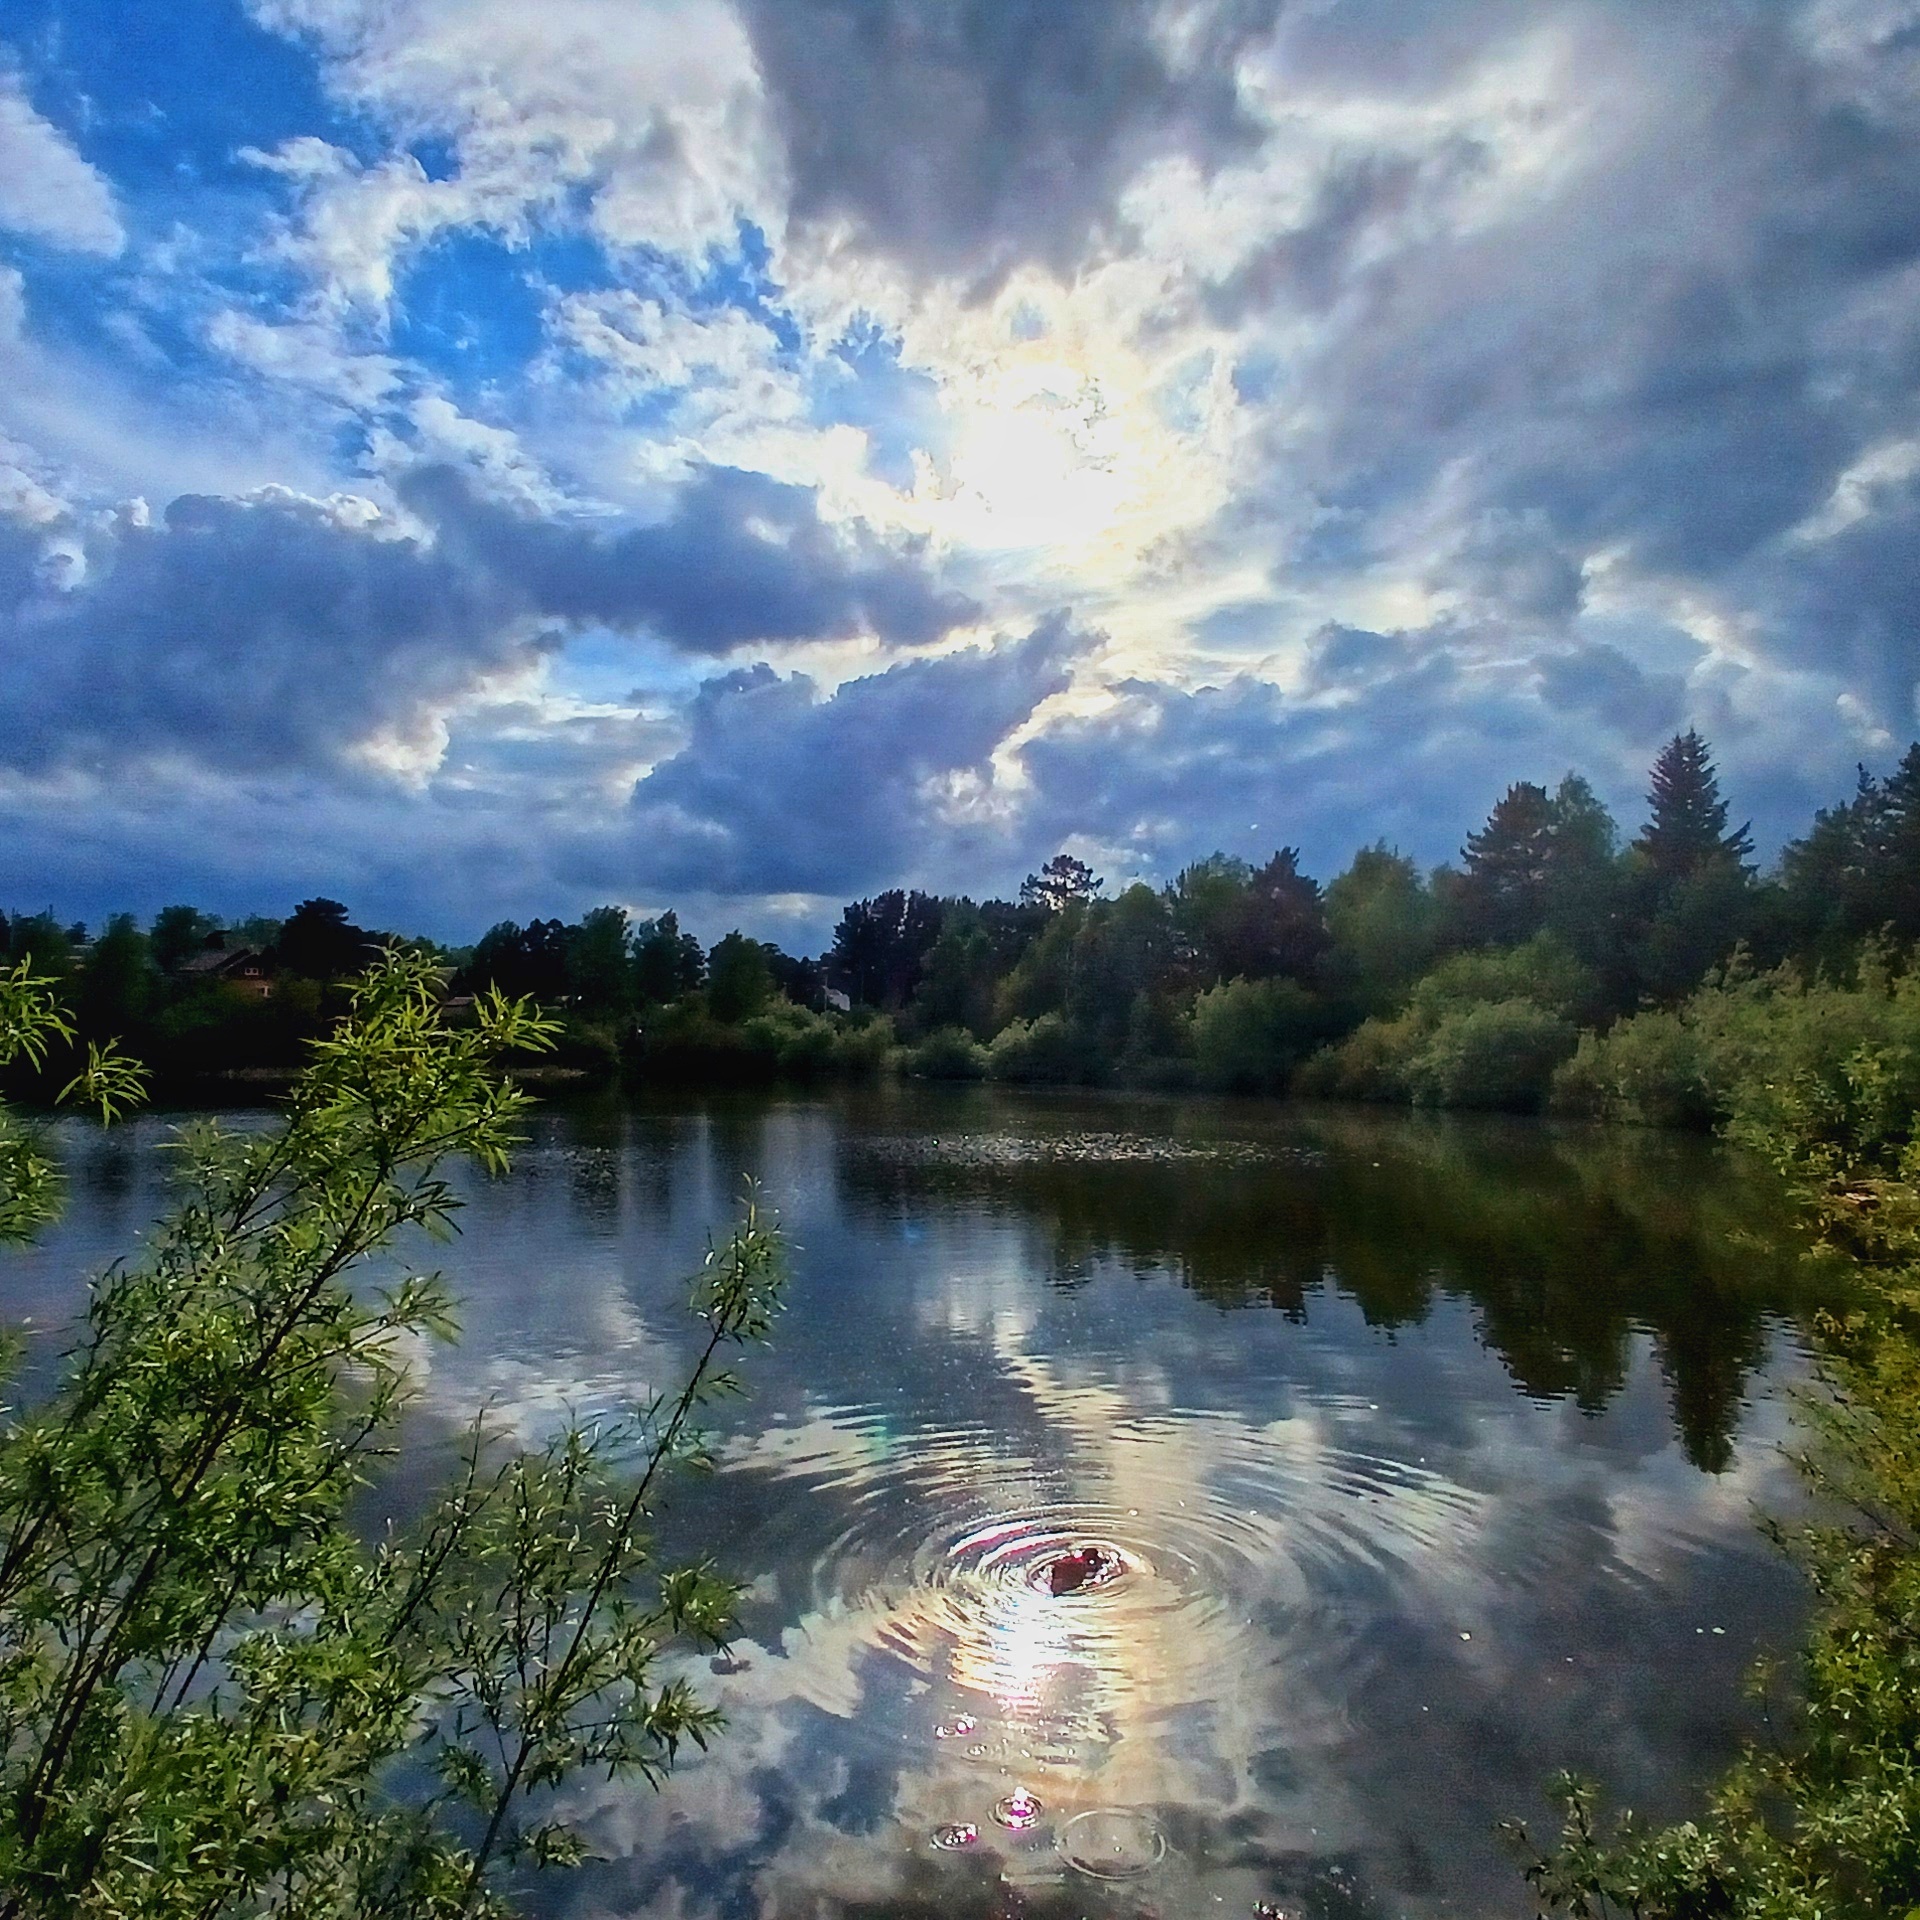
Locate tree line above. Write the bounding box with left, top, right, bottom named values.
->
left=13, top=728, right=1920, bottom=1109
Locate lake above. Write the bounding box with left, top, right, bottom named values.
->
left=2, top=1086, right=1822, bottom=1920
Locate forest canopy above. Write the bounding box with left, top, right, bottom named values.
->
left=13, top=730, right=1920, bottom=1116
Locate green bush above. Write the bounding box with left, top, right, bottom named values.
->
left=1550, top=951, right=1920, bottom=1145
left=739, top=1000, right=837, bottom=1074
left=1300, top=935, right=1587, bottom=1110
left=829, top=1009, right=898, bottom=1077
left=1551, top=1010, right=1713, bottom=1127
left=1188, top=976, right=1331, bottom=1093
left=627, top=997, right=893, bottom=1084
left=1404, top=998, right=1577, bottom=1110
left=985, top=1013, right=1097, bottom=1084
left=1407, top=932, right=1595, bottom=1022
left=1293, top=1007, right=1422, bottom=1101
left=903, top=1025, right=989, bottom=1079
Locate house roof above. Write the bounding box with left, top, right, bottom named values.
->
left=178, top=944, right=267, bottom=977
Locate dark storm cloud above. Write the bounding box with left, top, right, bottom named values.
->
left=12, top=0, right=1920, bottom=929
left=0, top=623, right=1082, bottom=929
left=0, top=464, right=974, bottom=776
left=0, top=489, right=513, bottom=777
left=1013, top=625, right=1815, bottom=883
left=1016, top=659, right=1491, bottom=881
left=739, top=0, right=1279, bottom=282
left=1536, top=644, right=1686, bottom=743
left=1202, top=144, right=1474, bottom=325
left=402, top=463, right=975, bottom=652
left=1440, top=510, right=1585, bottom=628
left=1297, top=621, right=1412, bottom=696
left=1752, top=474, right=1920, bottom=718
left=623, top=615, right=1083, bottom=894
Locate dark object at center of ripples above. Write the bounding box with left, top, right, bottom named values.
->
left=1047, top=1545, right=1121, bottom=1595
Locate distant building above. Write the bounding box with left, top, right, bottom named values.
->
left=178, top=943, right=274, bottom=999
left=823, top=987, right=852, bottom=1013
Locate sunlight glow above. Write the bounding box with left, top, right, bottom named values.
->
left=938, top=363, right=1135, bottom=553
left=950, top=1578, right=1077, bottom=1709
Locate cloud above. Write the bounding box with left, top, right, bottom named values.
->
left=0, top=618, right=1082, bottom=940
left=0, top=266, right=24, bottom=346
left=1436, top=509, right=1585, bottom=628
left=0, top=487, right=519, bottom=778
left=405, top=461, right=977, bottom=651
left=245, top=0, right=774, bottom=284
left=1536, top=644, right=1686, bottom=741
left=1228, top=6, right=1920, bottom=591
left=0, top=64, right=124, bottom=255
left=0, top=463, right=974, bottom=781
left=1015, top=621, right=1853, bottom=884
left=5, top=0, right=1920, bottom=933
left=624, top=616, right=1083, bottom=894
left=738, top=0, right=1278, bottom=285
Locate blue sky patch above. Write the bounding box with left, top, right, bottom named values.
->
left=813, top=323, right=948, bottom=490
left=393, top=230, right=612, bottom=393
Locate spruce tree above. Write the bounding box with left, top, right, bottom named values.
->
left=1459, top=781, right=1557, bottom=945
left=1627, top=731, right=1754, bottom=1001
left=1631, top=729, right=1753, bottom=882
left=1868, top=742, right=1920, bottom=938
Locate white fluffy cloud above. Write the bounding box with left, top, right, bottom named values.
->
left=247, top=0, right=775, bottom=290
left=0, top=64, right=123, bottom=255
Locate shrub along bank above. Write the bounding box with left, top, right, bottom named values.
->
left=1515, top=983, right=1920, bottom=1918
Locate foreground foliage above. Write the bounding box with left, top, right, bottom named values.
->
left=1512, top=995, right=1920, bottom=1916
left=0, top=953, right=784, bottom=1918
left=0, top=958, right=147, bottom=1245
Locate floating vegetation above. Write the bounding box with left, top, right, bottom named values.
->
left=858, top=1130, right=1321, bottom=1170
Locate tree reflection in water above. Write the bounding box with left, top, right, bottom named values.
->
left=834, top=1091, right=1816, bottom=1474
left=6, top=1090, right=1825, bottom=1920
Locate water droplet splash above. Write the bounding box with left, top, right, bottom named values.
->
left=931, top=1821, right=980, bottom=1851
left=742, top=1402, right=1491, bottom=1780
left=993, top=1788, right=1043, bottom=1830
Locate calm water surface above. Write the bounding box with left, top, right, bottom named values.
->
left=4, top=1087, right=1824, bottom=1920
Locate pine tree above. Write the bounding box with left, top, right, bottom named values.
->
left=1631, top=730, right=1753, bottom=883
left=1019, top=853, right=1103, bottom=914
left=1777, top=767, right=1880, bottom=958
left=1777, top=743, right=1920, bottom=954
left=1626, top=731, right=1755, bottom=1001
left=1243, top=847, right=1331, bottom=980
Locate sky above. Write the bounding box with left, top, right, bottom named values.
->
left=3, top=0, right=1920, bottom=948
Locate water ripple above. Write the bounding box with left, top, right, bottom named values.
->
left=733, top=1396, right=1493, bottom=1776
